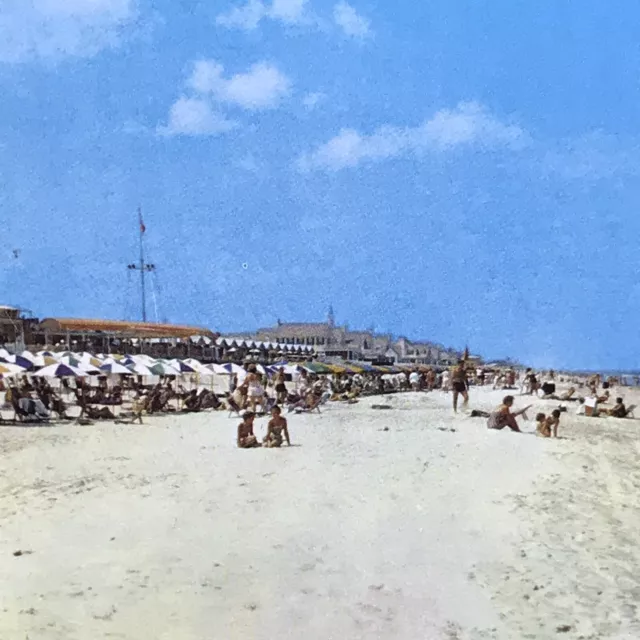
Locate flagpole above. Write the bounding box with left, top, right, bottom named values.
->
left=139, top=206, right=147, bottom=322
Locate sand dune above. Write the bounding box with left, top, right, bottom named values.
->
left=1, top=387, right=640, bottom=639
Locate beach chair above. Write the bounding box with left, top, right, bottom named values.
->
left=584, top=396, right=598, bottom=417
left=625, top=404, right=636, bottom=418
left=227, top=396, right=242, bottom=418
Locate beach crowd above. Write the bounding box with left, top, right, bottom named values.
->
left=1, top=352, right=635, bottom=447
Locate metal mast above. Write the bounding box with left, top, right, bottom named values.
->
left=127, top=207, right=155, bottom=322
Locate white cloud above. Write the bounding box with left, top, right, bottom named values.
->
left=0, top=0, right=136, bottom=62
left=158, top=97, right=237, bottom=137
left=216, top=0, right=265, bottom=30
left=159, top=59, right=291, bottom=137
left=302, top=91, right=326, bottom=110
left=187, top=60, right=292, bottom=110
left=270, top=0, right=307, bottom=23
left=298, top=102, right=528, bottom=171
left=216, top=0, right=309, bottom=31
left=333, top=1, right=372, bottom=39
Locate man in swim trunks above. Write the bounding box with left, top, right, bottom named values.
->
left=274, top=367, right=288, bottom=404
left=451, top=360, right=469, bottom=413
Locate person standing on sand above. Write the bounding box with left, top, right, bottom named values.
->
left=426, top=368, right=436, bottom=391
left=522, top=368, right=538, bottom=395
left=488, top=396, right=532, bottom=432
left=441, top=369, right=450, bottom=392
left=451, top=360, right=469, bottom=413
left=237, top=412, right=260, bottom=448
left=274, top=367, right=288, bottom=404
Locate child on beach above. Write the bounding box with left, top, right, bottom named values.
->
left=547, top=409, right=561, bottom=437
left=263, top=406, right=291, bottom=448
left=131, top=393, right=145, bottom=424
left=536, top=413, right=550, bottom=437
left=536, top=409, right=561, bottom=438
left=237, top=412, right=260, bottom=448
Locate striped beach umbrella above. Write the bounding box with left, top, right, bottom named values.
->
left=168, top=360, right=196, bottom=374
left=127, top=363, right=158, bottom=376
left=1, top=354, right=34, bottom=370
left=33, top=363, right=88, bottom=377
left=149, top=362, right=182, bottom=376
left=100, top=362, right=134, bottom=375
left=0, top=363, right=25, bottom=377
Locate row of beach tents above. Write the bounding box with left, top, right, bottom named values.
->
left=0, top=348, right=433, bottom=380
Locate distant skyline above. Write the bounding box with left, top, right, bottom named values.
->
left=2, top=0, right=640, bottom=370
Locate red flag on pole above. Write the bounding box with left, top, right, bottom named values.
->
left=138, top=207, right=146, bottom=234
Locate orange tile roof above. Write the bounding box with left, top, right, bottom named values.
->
left=38, top=318, right=216, bottom=339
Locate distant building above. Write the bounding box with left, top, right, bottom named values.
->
left=227, top=307, right=465, bottom=366
left=0, top=305, right=37, bottom=351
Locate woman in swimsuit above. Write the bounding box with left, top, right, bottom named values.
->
left=263, top=406, right=291, bottom=448
left=246, top=369, right=265, bottom=413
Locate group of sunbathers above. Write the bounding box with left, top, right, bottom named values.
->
left=5, top=378, right=68, bottom=421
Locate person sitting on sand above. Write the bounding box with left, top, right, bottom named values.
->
left=237, top=412, right=260, bottom=448
left=596, top=390, right=610, bottom=404
left=487, top=396, right=532, bottom=432
left=263, top=406, right=291, bottom=448
left=538, top=409, right=561, bottom=437
left=183, top=389, right=200, bottom=412
left=601, top=397, right=628, bottom=418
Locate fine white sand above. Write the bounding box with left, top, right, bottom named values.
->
left=1, top=386, right=640, bottom=639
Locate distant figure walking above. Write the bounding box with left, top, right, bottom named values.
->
left=451, top=360, right=469, bottom=413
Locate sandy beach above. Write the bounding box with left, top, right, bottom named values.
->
left=2, top=386, right=640, bottom=639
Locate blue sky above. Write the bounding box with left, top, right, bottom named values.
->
left=1, top=0, right=639, bottom=369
